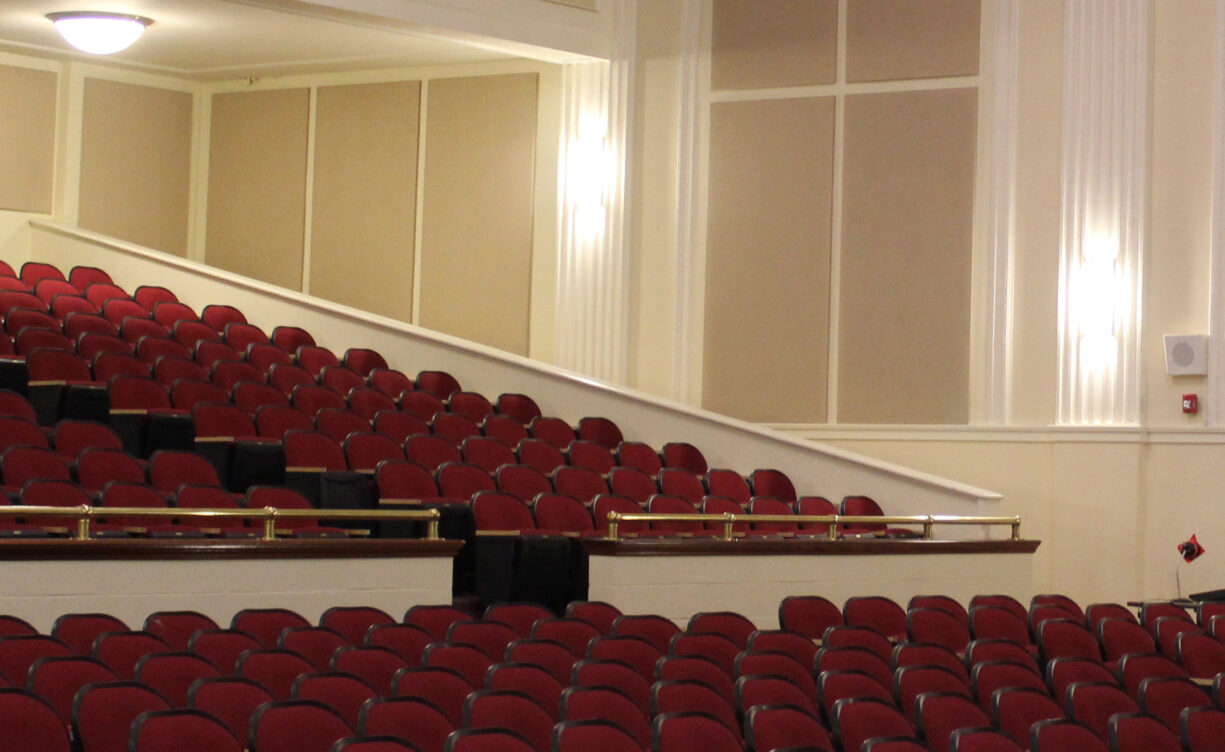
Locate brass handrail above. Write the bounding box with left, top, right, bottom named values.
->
left=605, top=512, right=1022, bottom=542
left=0, top=505, right=441, bottom=542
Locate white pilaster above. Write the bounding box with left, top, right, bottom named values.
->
left=1207, top=0, right=1225, bottom=426
left=972, top=0, right=1019, bottom=425
left=1056, top=0, right=1149, bottom=426
left=553, top=1, right=635, bottom=385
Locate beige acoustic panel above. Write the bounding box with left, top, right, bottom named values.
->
left=0, top=65, right=56, bottom=214
left=206, top=88, right=308, bottom=290
left=847, top=0, right=981, bottom=82
left=711, top=0, right=838, bottom=90
left=79, top=79, right=193, bottom=256
left=702, top=97, right=835, bottom=423
left=311, top=81, right=420, bottom=322
left=419, top=74, right=538, bottom=355
left=838, top=88, right=978, bottom=424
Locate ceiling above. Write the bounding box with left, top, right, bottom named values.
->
left=0, top=0, right=530, bottom=81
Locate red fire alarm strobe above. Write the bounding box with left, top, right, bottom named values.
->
left=1183, top=394, right=1198, bottom=414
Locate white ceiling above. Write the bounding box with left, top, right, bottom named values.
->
left=0, top=0, right=527, bottom=81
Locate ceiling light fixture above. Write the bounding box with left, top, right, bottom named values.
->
left=47, top=11, right=153, bottom=55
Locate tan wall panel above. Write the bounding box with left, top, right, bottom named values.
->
left=711, top=0, right=837, bottom=90
left=0, top=65, right=56, bottom=214
left=839, top=89, right=977, bottom=424
left=79, top=79, right=192, bottom=256
left=847, top=0, right=981, bottom=82
left=703, top=97, right=834, bottom=423
left=419, top=74, right=538, bottom=355
left=311, top=81, right=420, bottom=322
left=206, top=88, right=308, bottom=290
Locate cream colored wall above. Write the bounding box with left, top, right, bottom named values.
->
left=1144, top=0, right=1215, bottom=427
left=804, top=430, right=1201, bottom=605
left=838, top=88, right=977, bottom=424
left=206, top=88, right=310, bottom=290
left=0, top=62, right=56, bottom=215
left=310, top=80, right=421, bottom=322
left=79, top=79, right=193, bottom=256
left=418, top=73, right=539, bottom=356
left=703, top=97, right=834, bottom=422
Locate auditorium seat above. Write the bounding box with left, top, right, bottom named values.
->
left=1064, top=681, right=1138, bottom=738
left=134, top=651, right=222, bottom=706
left=570, top=658, right=651, bottom=714
left=616, top=440, right=662, bottom=477
left=391, top=666, right=474, bottom=727
left=528, top=416, right=574, bottom=449
left=607, top=466, right=657, bottom=504
left=422, top=642, right=492, bottom=688
left=364, top=624, right=431, bottom=664
left=26, top=655, right=119, bottom=722
left=92, top=631, right=172, bottom=679
left=237, top=648, right=315, bottom=700
left=348, top=388, right=396, bottom=421
left=248, top=698, right=353, bottom=752
left=358, top=695, right=454, bottom=752
left=133, top=285, right=177, bottom=311
left=271, top=325, right=315, bottom=353
left=290, top=671, right=376, bottom=728
left=68, top=265, right=113, bottom=291
left=446, top=391, right=493, bottom=422
left=1046, top=656, right=1116, bottom=699
left=143, top=610, right=220, bottom=651
left=320, top=365, right=366, bottom=397
left=129, top=707, right=244, bottom=752
left=224, top=323, right=267, bottom=353
left=532, top=493, right=597, bottom=537
left=73, top=681, right=173, bottom=752
left=430, top=413, right=481, bottom=447
left=482, top=417, right=529, bottom=449
left=188, top=630, right=262, bottom=674
left=565, top=439, right=614, bottom=474
left=400, top=390, right=446, bottom=421
left=576, top=416, right=622, bottom=451
left=516, top=438, right=566, bottom=475
left=494, top=393, right=541, bottom=425
left=297, top=345, right=341, bottom=378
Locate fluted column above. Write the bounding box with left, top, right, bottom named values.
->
left=1056, top=0, right=1148, bottom=425
left=554, top=3, right=635, bottom=385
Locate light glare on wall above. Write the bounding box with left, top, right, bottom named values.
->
left=48, top=11, right=152, bottom=55
left=567, top=119, right=610, bottom=239
left=1075, top=232, right=1124, bottom=371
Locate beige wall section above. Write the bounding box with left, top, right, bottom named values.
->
left=0, top=65, right=56, bottom=214
left=846, top=0, right=981, bottom=82
left=710, top=0, right=838, bottom=90
left=703, top=97, right=834, bottom=423
left=838, top=89, right=977, bottom=424
left=205, top=88, right=308, bottom=291
left=1145, top=1, right=1214, bottom=427
left=418, top=73, right=538, bottom=356
left=78, top=79, right=193, bottom=256
left=311, top=81, right=420, bottom=322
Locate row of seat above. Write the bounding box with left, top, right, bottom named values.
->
left=4, top=594, right=1225, bottom=752
left=0, top=258, right=915, bottom=529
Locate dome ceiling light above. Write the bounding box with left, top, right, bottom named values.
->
left=47, top=11, right=153, bottom=55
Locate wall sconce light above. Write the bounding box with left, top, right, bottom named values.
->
left=48, top=11, right=153, bottom=55
left=568, top=114, right=609, bottom=238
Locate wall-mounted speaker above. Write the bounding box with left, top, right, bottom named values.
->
left=1163, top=334, right=1208, bottom=376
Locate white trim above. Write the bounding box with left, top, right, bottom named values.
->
left=770, top=423, right=1225, bottom=446
left=971, top=0, right=1020, bottom=424
left=827, top=1, right=850, bottom=423
left=1208, top=0, right=1225, bottom=426
left=708, top=75, right=982, bottom=102
left=411, top=79, right=429, bottom=326
left=55, top=63, right=85, bottom=227
left=671, top=0, right=703, bottom=404
left=301, top=86, right=318, bottom=295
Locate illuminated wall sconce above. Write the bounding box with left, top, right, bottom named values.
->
left=48, top=11, right=153, bottom=55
